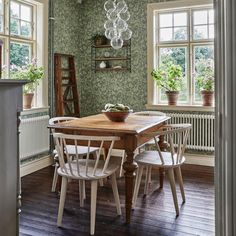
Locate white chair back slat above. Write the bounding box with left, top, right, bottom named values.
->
left=53, top=133, right=120, bottom=178
left=93, top=141, right=104, bottom=175
left=154, top=136, right=164, bottom=165
left=169, top=134, right=175, bottom=164
left=102, top=140, right=115, bottom=173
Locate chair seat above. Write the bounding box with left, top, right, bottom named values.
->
left=135, top=151, right=185, bottom=167
left=57, top=159, right=119, bottom=180
left=53, top=145, right=99, bottom=156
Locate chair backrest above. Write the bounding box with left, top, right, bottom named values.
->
left=53, top=132, right=120, bottom=178
left=134, top=110, right=166, bottom=117
left=145, top=124, right=191, bottom=165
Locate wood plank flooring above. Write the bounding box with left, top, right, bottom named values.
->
left=20, top=164, right=214, bottom=236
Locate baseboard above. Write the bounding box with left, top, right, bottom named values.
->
left=20, top=155, right=53, bottom=177
left=184, top=154, right=214, bottom=166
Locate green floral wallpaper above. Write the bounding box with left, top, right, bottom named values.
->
left=78, top=0, right=165, bottom=116
left=52, top=0, right=173, bottom=117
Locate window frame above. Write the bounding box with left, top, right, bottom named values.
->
left=147, top=0, right=214, bottom=108
left=0, top=0, right=48, bottom=108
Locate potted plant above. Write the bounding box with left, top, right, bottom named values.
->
left=151, top=63, right=183, bottom=105
left=91, top=34, right=107, bottom=46
left=10, top=58, right=44, bottom=109
left=195, top=59, right=214, bottom=106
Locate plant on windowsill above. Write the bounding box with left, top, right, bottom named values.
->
left=151, top=62, right=183, bottom=105
left=10, top=58, right=44, bottom=109
left=195, top=59, right=214, bottom=106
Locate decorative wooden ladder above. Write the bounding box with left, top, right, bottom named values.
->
left=54, top=53, right=80, bottom=117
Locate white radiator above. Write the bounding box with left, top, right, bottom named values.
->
left=19, top=115, right=50, bottom=160
left=166, top=112, right=215, bottom=152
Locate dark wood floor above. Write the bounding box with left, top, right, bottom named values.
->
left=20, top=164, right=214, bottom=236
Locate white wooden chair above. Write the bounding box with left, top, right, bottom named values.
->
left=132, top=124, right=191, bottom=216
left=53, top=132, right=121, bottom=235
left=133, top=111, right=166, bottom=193
left=49, top=117, right=99, bottom=192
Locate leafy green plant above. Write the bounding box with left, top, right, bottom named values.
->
left=10, top=58, right=44, bottom=94
left=151, top=63, right=183, bottom=91
left=195, top=59, right=214, bottom=92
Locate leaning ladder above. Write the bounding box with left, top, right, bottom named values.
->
left=54, top=53, right=80, bottom=117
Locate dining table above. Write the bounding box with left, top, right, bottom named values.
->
left=48, top=113, right=170, bottom=224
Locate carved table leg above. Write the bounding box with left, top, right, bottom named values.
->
left=158, top=133, right=169, bottom=188
left=123, top=150, right=138, bottom=224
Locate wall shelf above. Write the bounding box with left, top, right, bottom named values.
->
left=91, top=40, right=131, bottom=72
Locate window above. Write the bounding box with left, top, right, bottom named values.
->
left=147, top=0, right=214, bottom=106
left=0, top=0, right=48, bottom=108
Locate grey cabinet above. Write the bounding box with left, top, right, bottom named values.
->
left=0, top=80, right=26, bottom=236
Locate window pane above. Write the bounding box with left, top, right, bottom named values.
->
left=159, top=14, right=172, bottom=27
left=10, top=18, right=19, bottom=35
left=193, top=45, right=214, bottom=102
left=0, top=17, right=3, bottom=32
left=159, top=47, right=188, bottom=103
left=10, top=42, right=31, bottom=67
left=21, top=5, right=31, bottom=21
left=194, top=10, right=207, bottom=25
left=160, top=28, right=172, bottom=41
left=21, top=21, right=31, bottom=37
left=194, top=25, right=208, bottom=39
left=10, top=2, right=20, bottom=18
left=0, top=0, right=3, bottom=14
left=174, top=12, right=187, bottom=26
left=174, top=27, right=187, bottom=40
left=209, top=9, right=214, bottom=24
left=209, top=24, right=214, bottom=38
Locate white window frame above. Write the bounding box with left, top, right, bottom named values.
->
left=0, top=0, right=48, bottom=108
left=147, top=0, right=214, bottom=111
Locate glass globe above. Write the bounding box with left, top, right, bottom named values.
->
left=121, top=28, right=132, bottom=40
left=107, top=8, right=118, bottom=21
left=115, top=18, right=128, bottom=32
left=104, top=20, right=114, bottom=30
left=116, top=0, right=127, bottom=13
left=105, top=29, right=112, bottom=39
left=108, top=28, right=120, bottom=39
left=104, top=0, right=115, bottom=12
left=119, top=10, right=130, bottom=21
left=111, top=37, right=123, bottom=49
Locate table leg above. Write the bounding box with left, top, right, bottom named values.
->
left=158, top=133, right=169, bottom=188
left=123, top=150, right=138, bottom=224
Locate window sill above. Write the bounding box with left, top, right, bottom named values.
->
left=146, top=104, right=215, bottom=112
left=21, top=106, right=50, bottom=115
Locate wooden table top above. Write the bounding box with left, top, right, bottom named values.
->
left=48, top=113, right=170, bottom=134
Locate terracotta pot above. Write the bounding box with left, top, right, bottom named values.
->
left=165, top=91, right=179, bottom=105
left=95, top=37, right=107, bottom=46
left=23, top=93, right=34, bottom=109
left=201, top=90, right=214, bottom=106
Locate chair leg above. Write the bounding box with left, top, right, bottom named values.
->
left=148, top=166, right=152, bottom=184
left=175, top=166, right=185, bottom=203
left=111, top=173, right=122, bottom=215
left=57, top=177, right=68, bottom=227
left=144, top=165, right=150, bottom=195
left=79, top=180, right=85, bottom=207
left=119, top=151, right=126, bottom=177
left=167, top=168, right=179, bottom=216
left=51, top=162, right=59, bottom=192
left=83, top=180, right=86, bottom=200
left=90, top=180, right=98, bottom=235
left=132, top=165, right=144, bottom=208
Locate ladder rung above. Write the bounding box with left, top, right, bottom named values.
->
left=61, top=68, right=74, bottom=72
left=62, top=76, right=71, bottom=80
left=62, top=83, right=76, bottom=87
left=63, top=99, right=77, bottom=102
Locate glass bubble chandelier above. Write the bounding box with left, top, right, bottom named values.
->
left=104, top=0, right=132, bottom=50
